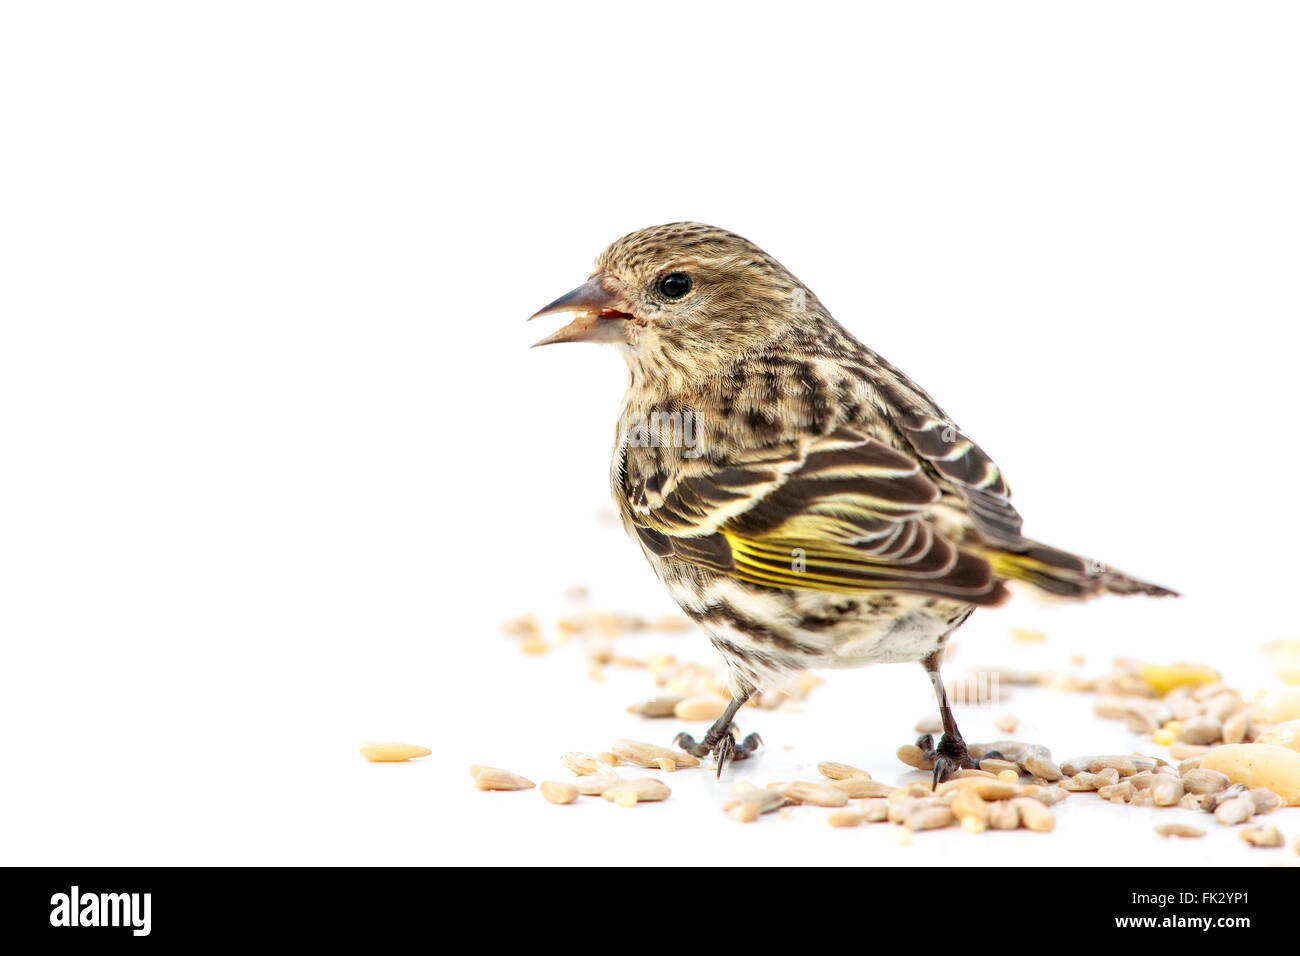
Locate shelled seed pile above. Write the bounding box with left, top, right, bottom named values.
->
left=483, top=608, right=1300, bottom=852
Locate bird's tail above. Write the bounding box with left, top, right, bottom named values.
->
left=982, top=540, right=1179, bottom=600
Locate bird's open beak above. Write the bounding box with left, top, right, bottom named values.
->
left=528, top=275, right=637, bottom=347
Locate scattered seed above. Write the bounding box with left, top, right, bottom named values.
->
left=818, top=761, right=872, bottom=781
left=470, top=766, right=536, bottom=791
left=1152, top=780, right=1184, bottom=806
left=724, top=789, right=785, bottom=822
left=627, top=696, right=684, bottom=718
left=359, top=741, right=432, bottom=762
left=1092, top=768, right=1121, bottom=788
left=574, top=774, right=624, bottom=796
left=988, top=801, right=1020, bottom=830
left=1182, top=768, right=1231, bottom=795
left=1062, top=772, right=1099, bottom=792
left=936, top=778, right=1020, bottom=800
left=1087, top=757, right=1137, bottom=776
left=1239, top=826, right=1284, bottom=847
left=889, top=782, right=935, bottom=800
left=1207, top=784, right=1249, bottom=810
left=951, top=789, right=991, bottom=822
left=1024, top=753, right=1064, bottom=781
left=1213, top=796, right=1255, bottom=826
left=1098, top=782, right=1135, bottom=803
left=1009, top=627, right=1046, bottom=644
left=861, top=798, right=890, bottom=822
left=828, top=810, right=864, bottom=828
left=971, top=740, right=1031, bottom=763
left=1221, top=712, right=1249, bottom=745
left=906, top=806, right=955, bottom=830
left=1022, top=786, right=1069, bottom=807
left=1011, top=797, right=1055, bottom=832
left=674, top=696, right=729, bottom=722
left=1246, top=788, right=1282, bottom=814
left=541, top=781, right=579, bottom=804
left=1155, top=824, right=1205, bottom=839
left=603, top=777, right=671, bottom=805
left=995, top=714, right=1020, bottom=734
left=832, top=777, right=894, bottom=798
left=774, top=781, right=850, bottom=808
left=501, top=612, right=543, bottom=636
left=897, top=744, right=934, bottom=771
left=560, top=752, right=601, bottom=776
left=1178, top=716, right=1224, bottom=746
left=1128, top=771, right=1156, bottom=790
left=725, top=788, right=785, bottom=813
left=1138, top=662, right=1221, bottom=696
left=979, top=757, right=1020, bottom=777
left=1124, top=708, right=1159, bottom=734
left=1094, top=699, right=1133, bottom=720
left=611, top=739, right=699, bottom=769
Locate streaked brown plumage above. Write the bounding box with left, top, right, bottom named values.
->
left=531, top=222, right=1175, bottom=779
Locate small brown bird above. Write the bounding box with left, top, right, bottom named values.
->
left=531, top=222, right=1175, bottom=783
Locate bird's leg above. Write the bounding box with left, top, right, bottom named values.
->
left=915, top=650, right=993, bottom=787
left=674, top=693, right=762, bottom=778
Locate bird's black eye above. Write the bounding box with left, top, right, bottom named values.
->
left=657, top=272, right=692, bottom=299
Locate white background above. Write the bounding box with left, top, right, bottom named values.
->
left=1, top=2, right=1297, bottom=866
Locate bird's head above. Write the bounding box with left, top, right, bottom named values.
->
left=530, top=222, right=825, bottom=382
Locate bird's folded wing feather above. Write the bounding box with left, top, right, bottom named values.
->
left=892, top=411, right=1025, bottom=549
left=624, top=426, right=1008, bottom=604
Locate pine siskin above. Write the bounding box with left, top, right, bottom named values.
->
left=531, top=222, right=1175, bottom=782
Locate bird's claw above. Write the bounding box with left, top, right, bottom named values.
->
left=675, top=729, right=762, bottom=778
left=916, top=732, right=996, bottom=788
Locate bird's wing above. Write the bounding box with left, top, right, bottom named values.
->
left=623, top=426, right=1008, bottom=605
left=889, top=411, right=1176, bottom=598
left=893, top=411, right=1025, bottom=549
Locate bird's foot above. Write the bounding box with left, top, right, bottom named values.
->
left=675, top=729, right=762, bottom=778
left=916, top=733, right=1003, bottom=788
